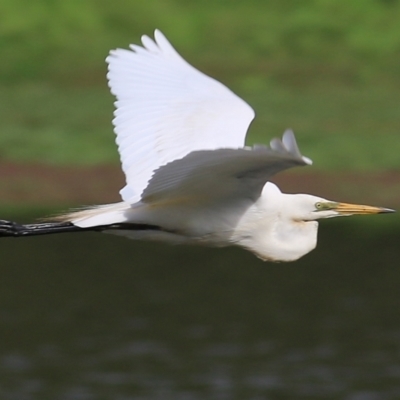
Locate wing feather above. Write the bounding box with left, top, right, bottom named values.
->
left=106, top=30, right=255, bottom=204
left=141, top=130, right=312, bottom=206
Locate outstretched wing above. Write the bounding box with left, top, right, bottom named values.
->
left=106, top=30, right=255, bottom=204
left=141, top=130, right=312, bottom=207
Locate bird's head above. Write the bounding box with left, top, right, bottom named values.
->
left=287, top=194, right=395, bottom=222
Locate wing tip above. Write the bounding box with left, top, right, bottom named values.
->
left=106, top=29, right=164, bottom=63
left=281, top=128, right=312, bottom=165
left=154, top=28, right=164, bottom=40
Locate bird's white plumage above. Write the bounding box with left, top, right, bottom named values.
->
left=40, top=30, right=393, bottom=262
left=106, top=29, right=255, bottom=204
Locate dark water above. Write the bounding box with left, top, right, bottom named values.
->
left=0, top=216, right=399, bottom=400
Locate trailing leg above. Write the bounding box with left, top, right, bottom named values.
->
left=0, top=220, right=85, bottom=237
left=0, top=219, right=163, bottom=238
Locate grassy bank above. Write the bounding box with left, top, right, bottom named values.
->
left=0, top=0, right=399, bottom=170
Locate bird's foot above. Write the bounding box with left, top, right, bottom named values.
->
left=0, top=220, right=24, bottom=237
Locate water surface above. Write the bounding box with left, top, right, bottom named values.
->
left=0, top=217, right=399, bottom=399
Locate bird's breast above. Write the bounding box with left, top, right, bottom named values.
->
left=234, top=215, right=318, bottom=262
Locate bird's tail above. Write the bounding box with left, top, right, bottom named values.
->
left=49, top=202, right=131, bottom=228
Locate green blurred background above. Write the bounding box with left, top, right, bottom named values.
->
left=0, top=0, right=399, bottom=170
left=1, top=4, right=399, bottom=398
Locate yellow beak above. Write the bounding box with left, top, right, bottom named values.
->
left=333, top=202, right=395, bottom=215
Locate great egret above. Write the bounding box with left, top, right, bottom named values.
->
left=0, top=30, right=394, bottom=261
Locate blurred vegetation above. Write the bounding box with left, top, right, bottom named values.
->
left=0, top=0, right=399, bottom=170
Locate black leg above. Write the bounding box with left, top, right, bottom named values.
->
left=0, top=220, right=83, bottom=237
left=0, top=219, right=163, bottom=238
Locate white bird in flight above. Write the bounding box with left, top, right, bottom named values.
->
left=0, top=30, right=394, bottom=261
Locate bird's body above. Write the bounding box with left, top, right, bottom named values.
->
left=0, top=30, right=394, bottom=261
left=50, top=181, right=320, bottom=262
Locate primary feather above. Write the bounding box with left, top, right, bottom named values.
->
left=106, top=29, right=255, bottom=204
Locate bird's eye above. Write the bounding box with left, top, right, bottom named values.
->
left=315, top=202, right=324, bottom=210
